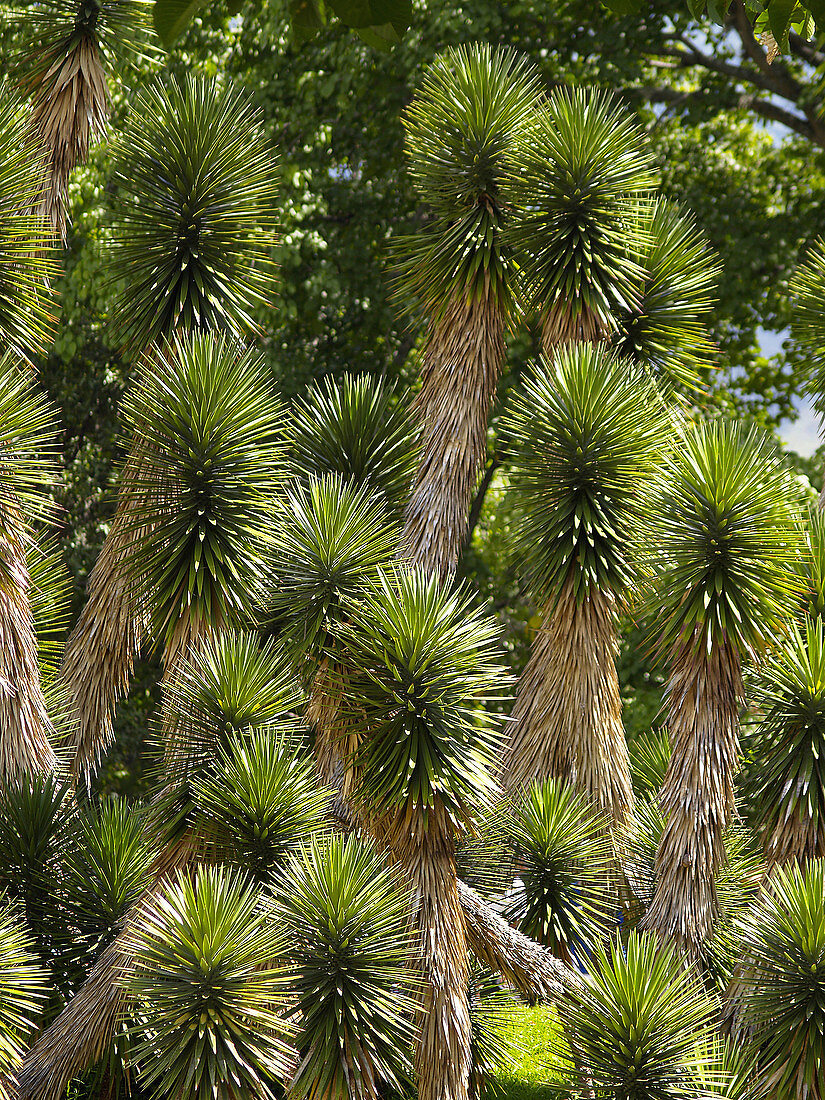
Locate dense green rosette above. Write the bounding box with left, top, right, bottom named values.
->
left=503, top=778, right=614, bottom=962
left=193, top=728, right=327, bottom=886
left=748, top=619, right=825, bottom=865
left=796, top=506, right=825, bottom=622
left=9, top=0, right=154, bottom=76
left=128, top=866, right=293, bottom=1100
left=646, top=419, right=800, bottom=659
left=0, top=901, right=47, bottom=1100
left=628, top=729, right=671, bottom=798
left=504, top=344, right=667, bottom=609
left=288, top=373, right=418, bottom=520
left=109, top=77, right=277, bottom=354
left=610, top=199, right=719, bottom=390
left=0, top=357, right=59, bottom=529
left=790, top=238, right=825, bottom=421
left=276, top=834, right=417, bottom=1100
left=0, top=96, right=55, bottom=362
left=505, top=87, right=656, bottom=345
left=555, top=931, right=716, bottom=1100
left=339, top=568, right=506, bottom=830
left=121, top=334, right=283, bottom=650
left=395, top=43, right=542, bottom=317
left=270, top=476, right=398, bottom=665
left=737, top=860, right=825, bottom=1100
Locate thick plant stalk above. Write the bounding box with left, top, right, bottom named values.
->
left=26, top=36, right=109, bottom=240
left=502, top=583, right=634, bottom=832
left=0, top=521, right=57, bottom=778
left=61, top=451, right=150, bottom=785
left=644, top=641, right=742, bottom=955
left=401, top=291, right=505, bottom=575
left=540, top=301, right=607, bottom=354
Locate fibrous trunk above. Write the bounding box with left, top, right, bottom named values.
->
left=61, top=450, right=150, bottom=785
left=644, top=640, right=742, bottom=955
left=401, top=290, right=504, bottom=575
left=0, top=519, right=56, bottom=778
left=502, top=583, right=634, bottom=832
left=540, top=301, right=607, bottom=354
left=26, top=35, right=109, bottom=240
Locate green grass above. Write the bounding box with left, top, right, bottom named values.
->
left=494, top=1002, right=565, bottom=1100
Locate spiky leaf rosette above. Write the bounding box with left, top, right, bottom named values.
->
left=748, top=620, right=825, bottom=867
left=276, top=835, right=417, bottom=1100
left=737, top=860, right=825, bottom=1100
left=0, top=101, right=55, bottom=363
left=790, top=238, right=825, bottom=424
left=396, top=43, right=542, bottom=319
left=610, top=199, right=719, bottom=390
left=796, top=506, right=825, bottom=621
left=109, top=76, right=277, bottom=355
left=628, top=729, right=671, bottom=798
left=554, top=931, right=715, bottom=1100
left=644, top=420, right=799, bottom=953
left=0, top=902, right=47, bottom=1100
left=193, top=728, right=327, bottom=886
left=120, top=334, right=283, bottom=658
left=26, top=534, right=72, bottom=676
left=10, top=0, right=155, bottom=240
left=288, top=373, right=419, bottom=520
left=395, top=44, right=542, bottom=576
left=339, top=568, right=505, bottom=832
left=467, top=964, right=518, bottom=1098
left=127, top=866, right=293, bottom=1100
left=647, top=419, right=798, bottom=662
left=161, top=631, right=302, bottom=785
left=504, top=344, right=666, bottom=609
left=500, top=346, right=665, bottom=818
left=502, top=778, right=614, bottom=964
left=270, top=476, right=398, bottom=667
left=505, top=87, right=656, bottom=349
left=62, top=799, right=155, bottom=970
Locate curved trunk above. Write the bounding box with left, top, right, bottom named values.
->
left=401, top=290, right=504, bottom=576
left=502, top=583, right=634, bottom=832
left=0, top=519, right=56, bottom=778
left=644, top=640, right=742, bottom=955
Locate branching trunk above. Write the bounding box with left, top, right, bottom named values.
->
left=502, top=583, right=634, bottom=833
left=644, top=640, right=742, bottom=955
left=401, top=290, right=504, bottom=575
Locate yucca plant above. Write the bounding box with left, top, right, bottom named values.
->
left=747, top=620, right=825, bottom=868
left=501, top=344, right=667, bottom=831
left=395, top=43, right=542, bottom=574
left=790, top=238, right=825, bottom=505
left=193, top=728, right=327, bottom=885
left=337, top=567, right=506, bottom=1100
left=643, top=420, right=799, bottom=955
left=127, top=865, right=293, bottom=1100
left=735, top=860, right=825, bottom=1100
left=0, top=902, right=47, bottom=1100
left=276, top=834, right=418, bottom=1100
left=64, top=334, right=283, bottom=780
left=26, top=535, right=72, bottom=680
left=505, top=86, right=655, bottom=352
left=503, top=778, right=615, bottom=964
left=796, top=505, right=825, bottom=621
left=60, top=75, right=278, bottom=785
left=466, top=963, right=519, bottom=1099
left=287, top=373, right=419, bottom=520
left=10, top=0, right=154, bottom=239
left=108, top=76, right=277, bottom=357
left=0, top=360, right=61, bottom=779
left=628, top=729, right=672, bottom=799
left=555, top=931, right=715, bottom=1100
left=0, top=94, right=55, bottom=362
left=610, top=198, right=719, bottom=391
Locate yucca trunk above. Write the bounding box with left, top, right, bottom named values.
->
left=540, top=303, right=607, bottom=355
left=764, top=808, right=825, bottom=872
left=0, top=519, right=56, bottom=778
left=644, top=640, right=742, bottom=955
left=401, top=289, right=504, bottom=575
left=26, top=35, right=109, bottom=239
left=503, top=582, right=634, bottom=832
left=61, top=452, right=150, bottom=784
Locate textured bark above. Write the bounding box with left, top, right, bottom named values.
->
left=644, top=641, right=742, bottom=955
left=502, top=584, right=634, bottom=831
left=0, top=519, right=57, bottom=779
left=401, top=290, right=505, bottom=576
left=25, top=36, right=109, bottom=240
left=540, top=301, right=607, bottom=354
left=61, top=451, right=150, bottom=785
